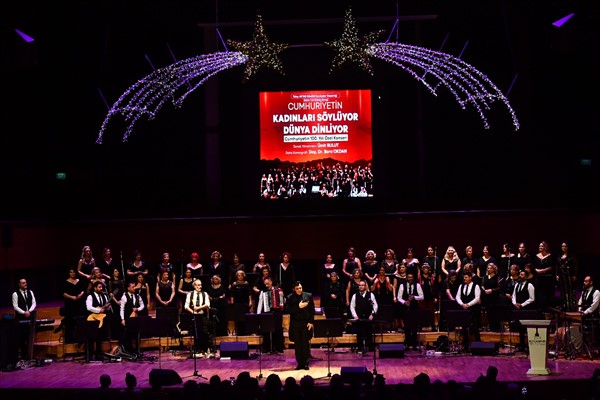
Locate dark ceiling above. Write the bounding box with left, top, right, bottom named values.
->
left=1, top=1, right=598, bottom=220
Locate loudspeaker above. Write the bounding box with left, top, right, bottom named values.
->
left=379, top=343, right=405, bottom=358
left=340, top=366, right=369, bottom=383
left=470, top=341, right=498, bottom=356
left=219, top=341, right=249, bottom=359
left=149, top=369, right=182, bottom=386
left=0, top=318, right=18, bottom=370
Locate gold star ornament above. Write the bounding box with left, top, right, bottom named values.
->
left=325, top=7, right=384, bottom=75
left=227, top=14, right=288, bottom=82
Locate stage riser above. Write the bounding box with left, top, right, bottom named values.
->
left=35, top=330, right=549, bottom=359
left=27, top=306, right=556, bottom=359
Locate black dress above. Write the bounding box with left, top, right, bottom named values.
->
left=206, top=284, right=228, bottom=336
left=321, top=264, right=339, bottom=299
left=277, top=263, right=296, bottom=297
left=62, top=279, right=85, bottom=343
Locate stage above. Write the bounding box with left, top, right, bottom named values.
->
left=1, top=346, right=597, bottom=397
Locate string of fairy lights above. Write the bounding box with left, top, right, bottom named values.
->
left=96, top=7, right=519, bottom=144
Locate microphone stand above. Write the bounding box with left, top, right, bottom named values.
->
left=434, top=247, right=440, bottom=332
left=189, top=314, right=207, bottom=380
left=180, top=249, right=184, bottom=279
left=120, top=251, right=125, bottom=283
left=257, top=319, right=264, bottom=380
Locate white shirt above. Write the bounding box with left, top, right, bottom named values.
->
left=119, top=292, right=146, bottom=320
left=186, top=290, right=210, bottom=314
left=397, top=282, right=424, bottom=304
left=12, top=289, right=36, bottom=315
left=456, top=282, right=481, bottom=308
left=350, top=291, right=379, bottom=319
left=578, top=286, right=600, bottom=315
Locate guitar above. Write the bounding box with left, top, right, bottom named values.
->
left=87, top=313, right=107, bottom=328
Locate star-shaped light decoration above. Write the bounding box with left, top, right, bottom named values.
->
left=325, top=7, right=384, bottom=75
left=227, top=14, right=288, bottom=82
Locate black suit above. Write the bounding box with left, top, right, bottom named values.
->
left=285, top=291, right=314, bottom=368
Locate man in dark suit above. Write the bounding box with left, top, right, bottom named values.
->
left=285, top=281, right=314, bottom=370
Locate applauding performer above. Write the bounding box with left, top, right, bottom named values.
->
left=285, top=281, right=314, bottom=370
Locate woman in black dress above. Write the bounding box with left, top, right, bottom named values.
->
left=320, top=254, right=339, bottom=300
left=533, top=241, right=557, bottom=311
left=61, top=268, right=85, bottom=343
left=229, top=270, right=253, bottom=335
left=206, top=275, right=228, bottom=337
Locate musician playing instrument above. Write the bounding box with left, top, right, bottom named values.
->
left=185, top=279, right=211, bottom=356
left=119, top=281, right=145, bottom=353
left=578, top=276, right=600, bottom=347
left=256, top=276, right=285, bottom=353
left=86, top=280, right=113, bottom=361
left=350, top=280, right=379, bottom=354
left=579, top=276, right=600, bottom=317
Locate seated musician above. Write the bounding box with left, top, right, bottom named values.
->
left=511, top=270, right=536, bottom=352
left=185, top=279, right=211, bottom=357
left=120, top=281, right=145, bottom=354
left=578, top=275, right=600, bottom=346
left=350, top=280, right=378, bottom=354
left=86, top=281, right=113, bottom=361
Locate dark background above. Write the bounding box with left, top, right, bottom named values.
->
left=1, top=0, right=598, bottom=222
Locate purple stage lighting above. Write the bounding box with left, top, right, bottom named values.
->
left=15, top=29, right=35, bottom=43
left=552, top=13, right=575, bottom=28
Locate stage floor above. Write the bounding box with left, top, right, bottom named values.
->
left=0, top=346, right=597, bottom=390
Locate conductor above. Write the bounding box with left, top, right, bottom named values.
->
left=285, top=281, right=314, bottom=370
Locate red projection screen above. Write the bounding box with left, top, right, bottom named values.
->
left=259, top=89, right=373, bottom=199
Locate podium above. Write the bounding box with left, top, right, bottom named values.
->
left=521, top=319, right=551, bottom=375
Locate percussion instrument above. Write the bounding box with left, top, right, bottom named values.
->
left=558, top=322, right=583, bottom=352
left=565, top=312, right=582, bottom=323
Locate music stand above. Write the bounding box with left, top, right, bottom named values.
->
left=323, top=306, right=343, bottom=319
left=148, top=317, right=177, bottom=369
left=244, top=313, right=274, bottom=380
left=512, top=310, right=542, bottom=352
left=73, top=317, right=100, bottom=363
left=313, top=318, right=345, bottom=378
left=376, top=304, right=395, bottom=333
left=126, top=316, right=156, bottom=361
left=487, top=304, right=514, bottom=353
left=403, top=309, right=431, bottom=352
left=440, top=300, right=461, bottom=331
left=445, top=310, right=472, bottom=353
left=224, top=303, right=249, bottom=339
left=156, top=307, right=179, bottom=353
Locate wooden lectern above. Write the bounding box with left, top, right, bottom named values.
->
left=520, top=319, right=552, bottom=375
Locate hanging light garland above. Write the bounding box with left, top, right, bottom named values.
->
left=97, top=8, right=518, bottom=143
